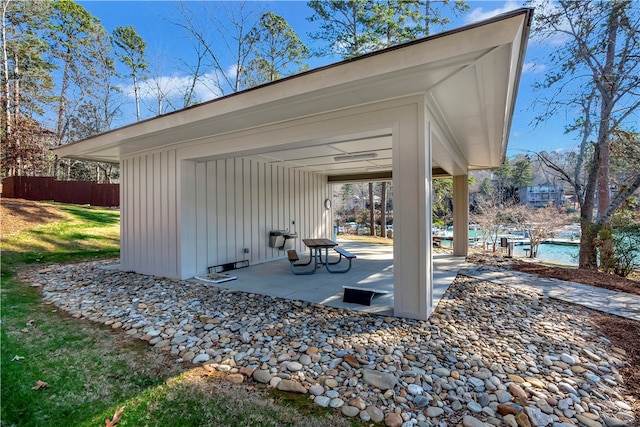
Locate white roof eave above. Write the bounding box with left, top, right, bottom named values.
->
left=54, top=8, right=532, bottom=174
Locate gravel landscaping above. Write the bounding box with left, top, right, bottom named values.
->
left=21, top=260, right=638, bottom=427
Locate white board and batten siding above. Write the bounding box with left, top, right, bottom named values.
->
left=121, top=151, right=331, bottom=280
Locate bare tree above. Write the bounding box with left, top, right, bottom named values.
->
left=532, top=0, right=640, bottom=269
left=471, top=195, right=515, bottom=253
left=141, top=58, right=176, bottom=117
left=173, top=1, right=263, bottom=96
left=176, top=37, right=206, bottom=108
left=514, top=204, right=568, bottom=258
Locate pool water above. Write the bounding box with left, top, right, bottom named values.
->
left=512, top=243, right=579, bottom=266
left=438, top=234, right=580, bottom=266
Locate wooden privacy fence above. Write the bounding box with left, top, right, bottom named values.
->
left=2, top=176, right=119, bottom=207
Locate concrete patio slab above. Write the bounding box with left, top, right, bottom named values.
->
left=193, top=240, right=468, bottom=317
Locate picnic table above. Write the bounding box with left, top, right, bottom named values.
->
left=287, top=238, right=356, bottom=274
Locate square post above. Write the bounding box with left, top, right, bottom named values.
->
left=392, top=100, right=433, bottom=320
left=452, top=175, right=469, bottom=257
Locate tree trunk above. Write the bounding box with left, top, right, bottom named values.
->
left=1, top=0, right=11, bottom=136
left=380, top=182, right=387, bottom=238
left=369, top=182, right=375, bottom=236
left=53, top=155, right=59, bottom=180
left=579, top=219, right=600, bottom=269
left=595, top=3, right=618, bottom=269
left=133, top=73, right=141, bottom=121
left=424, top=0, right=431, bottom=36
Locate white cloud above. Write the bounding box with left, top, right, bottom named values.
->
left=465, top=1, right=570, bottom=47
left=522, top=62, right=546, bottom=74
left=528, top=0, right=572, bottom=47
left=464, top=0, right=521, bottom=24
left=119, top=72, right=224, bottom=105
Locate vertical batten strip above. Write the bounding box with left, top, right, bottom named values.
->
left=167, top=149, right=177, bottom=277
left=258, top=161, right=266, bottom=261
left=206, top=161, right=217, bottom=271
left=265, top=164, right=273, bottom=258
left=195, top=162, right=207, bottom=273
left=235, top=158, right=243, bottom=262
left=138, top=156, right=146, bottom=272
left=242, top=159, right=251, bottom=263
left=251, top=160, right=259, bottom=262
left=226, top=159, right=235, bottom=262
left=216, top=160, right=226, bottom=267
left=145, top=154, right=153, bottom=274
left=283, top=166, right=290, bottom=247
left=152, top=153, right=161, bottom=275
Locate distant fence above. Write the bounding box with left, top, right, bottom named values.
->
left=2, top=176, right=119, bottom=207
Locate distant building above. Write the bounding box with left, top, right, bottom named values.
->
left=519, top=183, right=565, bottom=207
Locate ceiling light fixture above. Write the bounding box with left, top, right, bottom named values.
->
left=333, top=153, right=378, bottom=162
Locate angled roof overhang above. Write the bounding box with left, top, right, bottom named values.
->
left=54, top=8, right=532, bottom=180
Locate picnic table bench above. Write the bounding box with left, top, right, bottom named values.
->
left=287, top=239, right=356, bottom=275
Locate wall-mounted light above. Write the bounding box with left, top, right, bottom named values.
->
left=333, top=153, right=378, bottom=162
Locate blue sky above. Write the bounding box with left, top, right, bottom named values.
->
left=78, top=0, right=576, bottom=156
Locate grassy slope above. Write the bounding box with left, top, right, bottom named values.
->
left=1, top=202, right=348, bottom=427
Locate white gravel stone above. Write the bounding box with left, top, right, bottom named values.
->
left=192, top=353, right=210, bottom=364
left=426, top=406, right=444, bottom=417
left=314, top=396, right=330, bottom=407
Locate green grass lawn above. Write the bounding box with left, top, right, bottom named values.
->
left=1, top=202, right=349, bottom=427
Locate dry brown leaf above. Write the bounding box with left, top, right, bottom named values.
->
left=105, top=406, right=125, bottom=427
left=32, top=380, right=49, bottom=390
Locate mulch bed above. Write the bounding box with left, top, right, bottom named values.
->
left=593, top=315, right=640, bottom=425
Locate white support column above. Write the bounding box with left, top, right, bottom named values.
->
left=452, top=175, right=469, bottom=257
left=392, top=99, right=433, bottom=320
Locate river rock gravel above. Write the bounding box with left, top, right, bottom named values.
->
left=23, top=261, right=637, bottom=426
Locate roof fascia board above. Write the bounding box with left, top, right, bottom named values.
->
left=498, top=11, right=532, bottom=165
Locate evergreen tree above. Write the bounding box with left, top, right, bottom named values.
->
left=112, top=25, right=147, bottom=122
left=1, top=0, right=55, bottom=177
left=241, top=12, right=309, bottom=87
left=494, top=156, right=533, bottom=203
left=412, top=0, right=469, bottom=36
left=307, top=0, right=375, bottom=59
left=479, top=177, right=493, bottom=197
left=307, top=0, right=469, bottom=59
left=48, top=0, right=110, bottom=178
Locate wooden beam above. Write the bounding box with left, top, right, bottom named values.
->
left=328, top=168, right=449, bottom=183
